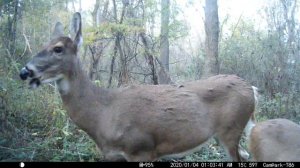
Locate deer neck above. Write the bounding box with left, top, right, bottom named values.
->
left=56, top=57, right=111, bottom=136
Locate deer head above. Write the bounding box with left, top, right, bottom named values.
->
left=19, top=13, right=82, bottom=89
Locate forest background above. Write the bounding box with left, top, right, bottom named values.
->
left=0, top=0, right=299, bottom=161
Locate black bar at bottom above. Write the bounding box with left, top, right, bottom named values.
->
left=0, top=162, right=299, bottom=168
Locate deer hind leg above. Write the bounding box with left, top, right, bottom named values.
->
left=216, top=128, right=243, bottom=161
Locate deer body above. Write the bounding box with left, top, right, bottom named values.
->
left=19, top=13, right=255, bottom=161
left=248, top=119, right=300, bottom=161
left=60, top=63, right=254, bottom=161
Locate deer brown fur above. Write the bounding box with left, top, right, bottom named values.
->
left=248, top=118, right=300, bottom=161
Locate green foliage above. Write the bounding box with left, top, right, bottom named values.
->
left=94, top=80, right=106, bottom=87
left=157, top=139, right=228, bottom=162
left=168, top=1, right=190, bottom=42
left=220, top=18, right=300, bottom=121
left=169, top=19, right=189, bottom=42
left=0, top=73, right=101, bottom=161
left=257, top=93, right=300, bottom=122
left=84, top=22, right=144, bottom=45
left=181, top=139, right=228, bottom=162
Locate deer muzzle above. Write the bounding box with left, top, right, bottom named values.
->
left=20, top=66, right=41, bottom=89
left=19, top=67, right=33, bottom=80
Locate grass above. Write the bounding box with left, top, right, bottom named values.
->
left=0, top=75, right=101, bottom=161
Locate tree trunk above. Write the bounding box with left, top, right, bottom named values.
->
left=92, top=0, right=100, bottom=27
left=79, top=0, right=82, bottom=12
left=112, top=0, right=129, bottom=87
left=156, top=58, right=173, bottom=84
left=159, top=0, right=170, bottom=83
left=203, top=0, right=219, bottom=77
left=160, top=0, right=170, bottom=71
left=9, top=0, right=19, bottom=58
left=108, top=44, right=117, bottom=88
left=71, top=0, right=76, bottom=12
left=89, top=0, right=110, bottom=81
left=88, top=45, right=102, bottom=81
left=116, top=33, right=129, bottom=87
left=139, top=32, right=158, bottom=85
left=100, top=0, right=109, bottom=23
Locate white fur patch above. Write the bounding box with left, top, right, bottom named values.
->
left=252, top=86, right=259, bottom=105
left=29, top=82, right=39, bottom=89
left=26, top=63, right=40, bottom=77
left=238, top=144, right=250, bottom=160
left=54, top=41, right=64, bottom=47
left=245, top=118, right=256, bottom=138
left=41, top=74, right=64, bottom=84
left=26, top=63, right=37, bottom=72
left=21, top=67, right=27, bottom=72
left=57, top=78, right=70, bottom=95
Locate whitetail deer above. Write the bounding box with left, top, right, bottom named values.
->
left=242, top=118, right=300, bottom=161
left=19, top=12, right=256, bottom=161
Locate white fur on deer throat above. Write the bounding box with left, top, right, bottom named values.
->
left=29, top=81, right=39, bottom=89
left=56, top=77, right=70, bottom=95
left=41, top=74, right=64, bottom=84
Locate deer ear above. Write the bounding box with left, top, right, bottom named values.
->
left=52, top=22, right=64, bottom=39
left=70, top=12, right=83, bottom=48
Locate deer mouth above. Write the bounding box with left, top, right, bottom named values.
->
left=20, top=66, right=64, bottom=89
left=28, top=75, right=64, bottom=89
left=29, top=78, right=41, bottom=89
left=20, top=67, right=40, bottom=89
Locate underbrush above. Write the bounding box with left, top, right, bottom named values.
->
left=181, top=139, right=228, bottom=162
left=0, top=75, right=101, bottom=161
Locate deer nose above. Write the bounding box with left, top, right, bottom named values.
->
left=19, top=67, right=33, bottom=80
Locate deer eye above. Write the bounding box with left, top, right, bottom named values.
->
left=53, top=46, right=63, bottom=53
